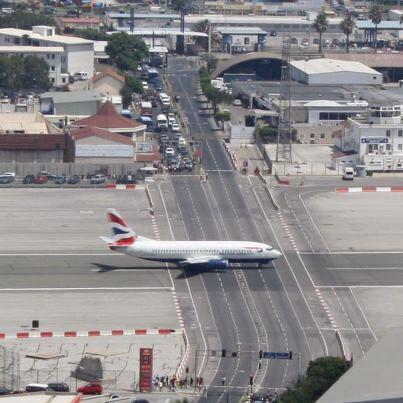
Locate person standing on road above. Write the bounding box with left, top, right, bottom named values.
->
left=221, top=376, right=226, bottom=386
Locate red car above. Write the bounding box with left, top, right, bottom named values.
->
left=34, top=175, right=48, bottom=184
left=77, top=382, right=103, bottom=395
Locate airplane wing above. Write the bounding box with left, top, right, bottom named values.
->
left=179, top=256, right=221, bottom=266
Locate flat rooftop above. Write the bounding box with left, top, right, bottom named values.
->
left=290, top=58, right=382, bottom=76
left=217, top=26, right=267, bottom=35
left=318, top=330, right=403, bottom=403
left=0, top=46, right=63, bottom=53
left=0, top=27, right=94, bottom=45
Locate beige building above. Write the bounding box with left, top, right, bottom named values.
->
left=295, top=123, right=342, bottom=144
left=92, top=69, right=125, bottom=97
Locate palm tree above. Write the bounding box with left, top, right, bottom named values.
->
left=313, top=11, right=329, bottom=53
left=340, top=16, right=355, bottom=53
left=369, top=4, right=382, bottom=48
left=192, top=19, right=221, bottom=52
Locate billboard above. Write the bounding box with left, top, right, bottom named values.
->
left=139, top=348, right=153, bottom=392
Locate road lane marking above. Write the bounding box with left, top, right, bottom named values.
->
left=0, top=287, right=174, bottom=291
left=326, top=267, right=403, bottom=270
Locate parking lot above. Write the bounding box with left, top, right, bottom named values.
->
left=0, top=187, right=184, bottom=392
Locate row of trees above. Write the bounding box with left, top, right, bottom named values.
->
left=199, top=67, right=232, bottom=115
left=314, top=4, right=383, bottom=53
left=0, top=11, right=57, bottom=30
left=0, top=55, right=51, bottom=91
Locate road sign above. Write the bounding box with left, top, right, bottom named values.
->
left=361, top=137, right=388, bottom=144
left=139, top=348, right=153, bottom=392
left=262, top=351, right=291, bottom=359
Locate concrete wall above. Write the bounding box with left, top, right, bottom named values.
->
left=0, top=150, right=64, bottom=163
left=65, top=43, right=94, bottom=78
left=93, top=76, right=124, bottom=97
left=307, top=71, right=383, bottom=85
left=295, top=123, right=340, bottom=144
left=0, top=161, right=142, bottom=176
left=53, top=100, right=100, bottom=116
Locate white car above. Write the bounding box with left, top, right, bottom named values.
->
left=165, top=147, right=174, bottom=156
left=0, top=172, right=15, bottom=177
left=141, top=81, right=149, bottom=90
left=168, top=116, right=176, bottom=127
left=178, top=137, right=186, bottom=146
left=233, top=99, right=242, bottom=106
left=171, top=123, right=180, bottom=132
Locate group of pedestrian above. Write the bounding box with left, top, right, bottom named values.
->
left=152, top=375, right=204, bottom=392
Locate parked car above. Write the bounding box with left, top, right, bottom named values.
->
left=0, top=171, right=15, bottom=177
left=171, top=122, right=180, bottom=132
left=34, top=175, right=48, bottom=184
left=25, top=384, right=49, bottom=392
left=90, top=174, right=106, bottom=184
left=342, top=166, right=355, bottom=180
left=38, top=171, right=57, bottom=180
left=54, top=176, right=66, bottom=185
left=48, top=383, right=69, bottom=392
left=0, top=176, right=14, bottom=184
left=233, top=99, right=242, bottom=106
left=67, top=174, right=80, bottom=184
left=77, top=382, right=103, bottom=395
left=0, top=387, right=12, bottom=395
left=23, top=174, right=35, bottom=184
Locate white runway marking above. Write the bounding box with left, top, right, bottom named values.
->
left=0, top=287, right=174, bottom=291
left=0, top=253, right=118, bottom=256
left=327, top=267, right=403, bottom=270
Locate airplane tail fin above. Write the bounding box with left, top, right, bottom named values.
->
left=103, top=209, right=152, bottom=246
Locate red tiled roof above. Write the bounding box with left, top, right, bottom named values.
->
left=0, top=133, right=68, bottom=150
left=73, top=101, right=144, bottom=130
left=72, top=126, right=133, bottom=145
left=92, top=70, right=125, bottom=84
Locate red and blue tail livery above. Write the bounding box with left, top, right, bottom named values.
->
left=106, top=208, right=137, bottom=246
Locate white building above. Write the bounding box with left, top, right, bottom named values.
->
left=0, top=25, right=94, bottom=78
left=338, top=105, right=403, bottom=171
left=0, top=46, right=65, bottom=86
left=290, top=58, right=383, bottom=85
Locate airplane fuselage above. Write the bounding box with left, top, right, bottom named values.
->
left=114, top=240, right=281, bottom=264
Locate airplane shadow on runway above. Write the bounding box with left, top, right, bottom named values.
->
left=92, top=263, right=162, bottom=273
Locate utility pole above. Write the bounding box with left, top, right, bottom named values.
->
left=275, top=34, right=293, bottom=162
left=208, top=22, right=212, bottom=54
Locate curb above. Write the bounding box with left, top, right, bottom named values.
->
left=0, top=328, right=183, bottom=339
left=106, top=184, right=136, bottom=190
left=222, top=141, right=237, bottom=170
left=335, top=186, right=403, bottom=193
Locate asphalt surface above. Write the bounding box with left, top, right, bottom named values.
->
left=163, top=57, right=318, bottom=401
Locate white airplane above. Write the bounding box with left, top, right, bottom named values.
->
left=100, top=209, right=282, bottom=269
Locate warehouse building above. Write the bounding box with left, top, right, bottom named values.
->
left=290, top=58, right=383, bottom=85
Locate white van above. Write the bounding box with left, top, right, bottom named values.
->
left=342, top=167, right=355, bottom=180
left=157, top=114, right=168, bottom=130
left=74, top=71, right=88, bottom=81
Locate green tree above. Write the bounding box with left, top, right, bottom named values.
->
left=0, top=56, right=22, bottom=90
left=22, top=56, right=51, bottom=90
left=106, top=32, right=148, bottom=71
left=203, top=53, right=218, bottom=73
left=76, top=28, right=108, bottom=41
left=259, top=126, right=278, bottom=143
left=313, top=10, right=328, bottom=53
left=192, top=19, right=221, bottom=51
left=278, top=357, right=351, bottom=403
left=339, top=16, right=355, bottom=53
left=0, top=11, right=57, bottom=30
left=369, top=4, right=383, bottom=48
left=120, top=75, right=143, bottom=108
left=215, top=110, right=231, bottom=128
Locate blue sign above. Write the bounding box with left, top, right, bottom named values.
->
left=361, top=137, right=388, bottom=144
left=262, top=352, right=291, bottom=359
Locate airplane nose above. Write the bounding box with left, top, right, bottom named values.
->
left=273, top=249, right=282, bottom=259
